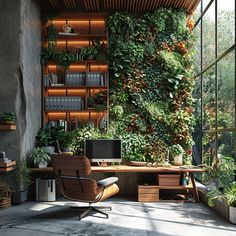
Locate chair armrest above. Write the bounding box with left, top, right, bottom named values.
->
left=97, top=177, right=118, bottom=187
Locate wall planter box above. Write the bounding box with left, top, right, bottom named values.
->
left=158, top=174, right=180, bottom=186
left=12, top=190, right=28, bottom=205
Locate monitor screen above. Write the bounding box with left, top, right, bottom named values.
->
left=85, top=139, right=122, bottom=162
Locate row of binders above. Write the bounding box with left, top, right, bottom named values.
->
left=43, top=73, right=107, bottom=87
left=45, top=96, right=84, bottom=111
left=66, top=72, right=107, bottom=87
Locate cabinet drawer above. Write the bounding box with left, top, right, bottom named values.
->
left=138, top=193, right=159, bottom=202
left=138, top=186, right=159, bottom=194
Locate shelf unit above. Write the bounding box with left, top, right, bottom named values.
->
left=0, top=125, right=16, bottom=131
left=42, top=14, right=109, bottom=130
left=0, top=161, right=16, bottom=172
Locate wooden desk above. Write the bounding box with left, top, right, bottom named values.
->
left=30, top=165, right=204, bottom=202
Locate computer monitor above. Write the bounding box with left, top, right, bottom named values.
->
left=85, top=139, right=122, bottom=163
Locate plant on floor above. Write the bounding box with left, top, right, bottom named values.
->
left=12, top=158, right=31, bottom=204
left=2, top=112, right=15, bottom=125
left=202, top=155, right=236, bottom=189
left=207, top=182, right=236, bottom=207
left=30, top=147, right=51, bottom=168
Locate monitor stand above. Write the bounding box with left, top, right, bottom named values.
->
left=98, top=162, right=108, bottom=167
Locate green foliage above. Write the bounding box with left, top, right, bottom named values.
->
left=81, top=40, right=107, bottom=61
left=121, top=133, right=147, bottom=162
left=202, top=155, right=236, bottom=189
left=169, top=144, right=184, bottom=156
left=47, top=24, right=58, bottom=47
left=54, top=50, right=77, bottom=70
left=30, top=148, right=51, bottom=167
left=207, top=182, right=236, bottom=207
left=2, top=112, right=15, bottom=122
left=106, top=9, right=195, bottom=162
left=57, top=130, right=75, bottom=149
left=40, top=47, right=55, bottom=64
left=15, top=159, right=31, bottom=191
left=35, top=129, right=54, bottom=147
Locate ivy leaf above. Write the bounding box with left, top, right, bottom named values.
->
left=115, top=73, right=120, bottom=77
left=169, top=92, right=173, bottom=98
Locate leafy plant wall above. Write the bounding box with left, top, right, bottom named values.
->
left=106, top=8, right=195, bottom=164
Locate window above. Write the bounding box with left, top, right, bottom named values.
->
left=193, top=0, right=236, bottom=177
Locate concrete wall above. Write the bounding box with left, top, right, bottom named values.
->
left=0, top=0, right=41, bottom=164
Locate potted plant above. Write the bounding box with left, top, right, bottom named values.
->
left=208, top=182, right=236, bottom=224
left=169, top=144, right=184, bottom=166
left=57, top=130, right=74, bottom=153
left=225, top=183, right=236, bottom=224
left=202, top=155, right=236, bottom=190
left=30, top=147, right=51, bottom=168
left=12, top=159, right=31, bottom=205
left=35, top=129, right=55, bottom=154
left=2, top=112, right=15, bottom=125
left=54, top=50, right=77, bottom=69
left=81, top=46, right=97, bottom=60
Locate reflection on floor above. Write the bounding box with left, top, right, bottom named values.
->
left=0, top=198, right=235, bottom=236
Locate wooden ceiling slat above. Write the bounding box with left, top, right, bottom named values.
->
left=39, top=0, right=200, bottom=14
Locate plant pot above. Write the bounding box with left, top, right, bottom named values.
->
left=4, top=121, right=15, bottom=125
left=206, top=178, right=219, bottom=191
left=43, top=146, right=55, bottom=154
left=12, top=190, right=28, bottom=205
left=174, top=154, right=183, bottom=166
left=62, top=147, right=71, bottom=153
left=229, top=206, right=236, bottom=224
left=38, top=161, right=48, bottom=168
left=129, top=161, right=147, bottom=167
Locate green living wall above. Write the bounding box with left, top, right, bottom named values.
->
left=106, top=8, right=195, bottom=164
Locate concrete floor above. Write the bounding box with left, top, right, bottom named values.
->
left=0, top=198, right=235, bottom=236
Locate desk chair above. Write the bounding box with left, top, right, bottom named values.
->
left=52, top=156, right=119, bottom=220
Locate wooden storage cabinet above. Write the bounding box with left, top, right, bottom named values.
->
left=138, top=185, right=159, bottom=202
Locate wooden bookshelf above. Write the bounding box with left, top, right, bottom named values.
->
left=42, top=14, right=109, bottom=129
left=0, top=125, right=16, bottom=131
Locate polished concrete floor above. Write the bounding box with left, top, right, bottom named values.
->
left=0, top=198, right=235, bottom=236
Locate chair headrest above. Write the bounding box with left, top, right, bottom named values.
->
left=52, top=155, right=91, bottom=177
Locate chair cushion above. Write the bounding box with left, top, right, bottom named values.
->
left=97, top=177, right=118, bottom=187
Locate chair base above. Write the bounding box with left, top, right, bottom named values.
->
left=70, top=205, right=112, bottom=220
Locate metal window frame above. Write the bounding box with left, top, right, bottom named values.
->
left=193, top=0, right=236, bottom=167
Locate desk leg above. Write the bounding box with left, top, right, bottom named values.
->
left=190, top=173, right=199, bottom=202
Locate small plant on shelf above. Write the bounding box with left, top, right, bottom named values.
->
left=40, top=47, right=55, bottom=64
left=54, top=50, right=77, bottom=70
left=2, top=112, right=15, bottom=125
left=169, top=144, right=184, bottom=166
left=30, top=147, right=51, bottom=168
left=81, top=40, right=107, bottom=61
left=35, top=129, right=55, bottom=154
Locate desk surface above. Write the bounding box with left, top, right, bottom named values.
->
left=30, top=165, right=204, bottom=173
